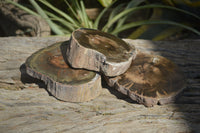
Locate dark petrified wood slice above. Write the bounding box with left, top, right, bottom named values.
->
left=25, top=41, right=102, bottom=102
left=66, top=28, right=136, bottom=77
left=105, top=52, right=186, bottom=107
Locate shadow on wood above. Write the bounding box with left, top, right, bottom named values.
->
left=0, top=37, right=199, bottom=132
left=20, top=64, right=46, bottom=89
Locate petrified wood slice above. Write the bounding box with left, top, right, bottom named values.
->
left=25, top=41, right=102, bottom=102
left=66, top=28, right=136, bottom=77
left=105, top=52, right=186, bottom=107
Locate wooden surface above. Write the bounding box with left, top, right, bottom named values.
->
left=105, top=52, right=186, bottom=107
left=66, top=28, right=136, bottom=76
left=0, top=3, right=50, bottom=37
left=26, top=41, right=102, bottom=102
left=0, top=37, right=200, bottom=133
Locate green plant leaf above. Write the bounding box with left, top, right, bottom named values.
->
left=152, top=26, right=183, bottom=41
left=102, top=4, right=200, bottom=32
left=45, top=11, right=76, bottom=31
left=94, top=0, right=116, bottom=29
left=6, top=0, right=39, bottom=17
left=108, top=3, right=125, bottom=23
left=72, top=0, right=87, bottom=27
left=111, top=20, right=200, bottom=35
left=64, top=0, right=79, bottom=21
left=126, top=0, right=146, bottom=8
left=29, top=0, right=64, bottom=35
left=128, top=25, right=150, bottom=39
left=38, top=0, right=80, bottom=27
left=115, top=0, right=146, bottom=29
left=80, top=0, right=92, bottom=28
left=98, top=0, right=113, bottom=7
left=56, top=24, right=71, bottom=34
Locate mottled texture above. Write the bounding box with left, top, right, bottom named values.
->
left=0, top=37, right=200, bottom=133
left=105, top=52, right=186, bottom=107
left=66, top=28, right=136, bottom=77
left=26, top=41, right=102, bottom=102
left=74, top=28, right=131, bottom=62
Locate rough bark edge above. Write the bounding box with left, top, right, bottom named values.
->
left=105, top=75, right=186, bottom=107
left=104, top=51, right=187, bottom=107
left=26, top=66, right=102, bottom=102
left=66, top=35, right=136, bottom=77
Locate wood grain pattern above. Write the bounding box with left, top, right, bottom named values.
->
left=124, top=39, right=200, bottom=97
left=105, top=52, right=186, bottom=107
left=66, top=28, right=136, bottom=76
left=0, top=37, right=200, bottom=133
left=26, top=41, right=102, bottom=102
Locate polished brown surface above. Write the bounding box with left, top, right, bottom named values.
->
left=106, top=52, right=186, bottom=106
left=120, top=53, right=184, bottom=97
left=48, top=55, right=69, bottom=69
left=26, top=42, right=96, bottom=85
left=73, top=28, right=134, bottom=62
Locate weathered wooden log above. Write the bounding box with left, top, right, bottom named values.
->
left=25, top=41, right=102, bottom=102
left=0, top=3, right=50, bottom=37
left=66, top=28, right=136, bottom=77
left=1, top=37, right=200, bottom=133
left=105, top=52, right=186, bottom=107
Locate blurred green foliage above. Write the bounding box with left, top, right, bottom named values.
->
left=97, top=0, right=113, bottom=7
left=6, top=0, right=200, bottom=40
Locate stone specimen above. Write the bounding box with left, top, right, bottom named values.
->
left=25, top=28, right=185, bottom=106
left=105, top=52, right=186, bottom=107
left=66, top=28, right=136, bottom=77
left=25, top=41, right=102, bottom=102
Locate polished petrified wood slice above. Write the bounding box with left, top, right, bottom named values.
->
left=25, top=42, right=102, bottom=102
left=66, top=28, right=136, bottom=77
left=105, top=52, right=186, bottom=107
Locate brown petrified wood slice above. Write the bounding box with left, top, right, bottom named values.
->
left=66, top=28, right=136, bottom=77
left=105, top=52, right=186, bottom=107
left=25, top=41, right=102, bottom=102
